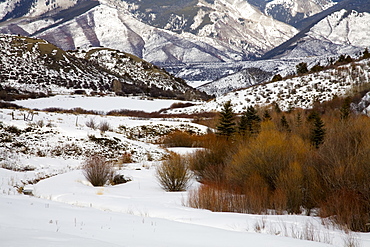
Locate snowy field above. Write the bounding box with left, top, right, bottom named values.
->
left=1, top=96, right=370, bottom=247
left=13, top=95, right=197, bottom=113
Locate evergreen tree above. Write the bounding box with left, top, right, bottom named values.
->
left=263, top=110, right=272, bottom=121
left=362, top=48, right=370, bottom=59
left=336, top=54, right=346, bottom=64
left=271, top=74, right=282, bottom=82
left=238, top=106, right=261, bottom=136
left=296, top=62, right=308, bottom=75
left=238, top=113, right=248, bottom=135
left=340, top=97, right=351, bottom=120
left=308, top=112, right=325, bottom=149
left=216, top=101, right=236, bottom=138
left=310, top=63, right=324, bottom=73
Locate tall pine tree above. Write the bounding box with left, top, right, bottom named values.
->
left=217, top=101, right=236, bottom=138
left=308, top=112, right=325, bottom=149
left=238, top=106, right=261, bottom=136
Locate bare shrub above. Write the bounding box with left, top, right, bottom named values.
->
left=36, top=120, right=44, bottom=128
left=227, top=129, right=308, bottom=192
left=316, top=117, right=370, bottom=231
left=188, top=136, right=230, bottom=183
left=99, top=120, right=111, bottom=133
left=187, top=184, right=244, bottom=212
left=187, top=181, right=270, bottom=214
left=274, top=161, right=304, bottom=214
left=342, top=232, right=361, bottom=247
left=119, top=152, right=133, bottom=164
left=185, top=103, right=370, bottom=231
left=320, top=189, right=370, bottom=232
left=82, top=155, right=114, bottom=186
left=85, top=118, right=97, bottom=130
left=161, top=131, right=198, bottom=147
left=156, top=153, right=192, bottom=192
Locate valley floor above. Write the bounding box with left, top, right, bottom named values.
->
left=1, top=97, right=370, bottom=247
left=3, top=164, right=370, bottom=247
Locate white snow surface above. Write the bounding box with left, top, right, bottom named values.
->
left=1, top=97, right=370, bottom=246
left=13, top=95, right=197, bottom=113
left=266, top=0, right=334, bottom=18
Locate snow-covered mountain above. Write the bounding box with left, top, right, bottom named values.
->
left=263, top=0, right=370, bottom=60
left=1, top=0, right=369, bottom=96
left=201, top=0, right=370, bottom=96
left=264, top=0, right=335, bottom=25
left=122, top=0, right=298, bottom=59
left=0, top=0, right=297, bottom=65
left=0, top=34, right=208, bottom=100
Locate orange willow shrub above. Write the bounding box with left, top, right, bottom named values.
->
left=226, top=128, right=309, bottom=191
left=187, top=183, right=259, bottom=214
left=316, top=116, right=370, bottom=231
left=161, top=131, right=209, bottom=147
left=320, top=189, right=370, bottom=232
left=188, top=135, right=231, bottom=183
left=274, top=161, right=304, bottom=214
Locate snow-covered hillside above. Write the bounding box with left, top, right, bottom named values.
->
left=122, top=0, right=298, bottom=60
left=279, top=9, right=370, bottom=59
left=167, top=58, right=370, bottom=114
left=0, top=103, right=209, bottom=171
left=308, top=9, right=370, bottom=49
left=0, top=34, right=207, bottom=100
left=198, top=67, right=273, bottom=97
left=180, top=56, right=332, bottom=96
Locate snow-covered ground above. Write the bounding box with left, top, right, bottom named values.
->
left=1, top=96, right=370, bottom=246
left=2, top=160, right=370, bottom=247
left=13, top=95, right=198, bottom=113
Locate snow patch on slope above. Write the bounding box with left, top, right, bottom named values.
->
left=308, top=9, right=370, bottom=48
left=28, top=0, right=79, bottom=17
left=266, top=0, right=335, bottom=19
